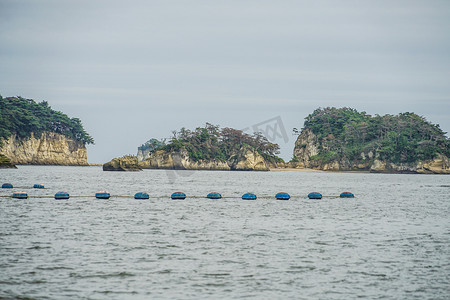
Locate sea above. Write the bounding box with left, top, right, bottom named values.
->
left=0, top=166, right=449, bottom=299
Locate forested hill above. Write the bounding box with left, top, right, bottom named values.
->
left=0, top=96, right=94, bottom=145
left=295, top=107, right=449, bottom=165
left=139, top=123, right=283, bottom=164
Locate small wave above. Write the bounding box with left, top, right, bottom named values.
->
left=27, top=246, right=51, bottom=250
left=218, top=259, right=241, bottom=264
left=23, top=279, right=47, bottom=284
left=202, top=282, right=229, bottom=287
left=69, top=271, right=135, bottom=279
left=314, top=241, right=330, bottom=245
left=288, top=266, right=316, bottom=272
left=36, top=266, right=73, bottom=271
left=95, top=290, right=138, bottom=295
left=0, top=280, right=21, bottom=285
left=245, top=233, right=267, bottom=238
left=202, top=273, right=230, bottom=277
left=348, top=271, right=388, bottom=278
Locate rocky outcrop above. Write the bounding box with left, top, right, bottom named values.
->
left=0, top=132, right=88, bottom=165
left=138, top=146, right=269, bottom=171
left=139, top=149, right=230, bottom=170
left=370, top=154, right=450, bottom=174
left=103, top=155, right=142, bottom=171
left=137, top=148, right=151, bottom=163
left=292, top=129, right=450, bottom=174
left=227, top=145, right=269, bottom=171
left=292, top=128, right=320, bottom=168
left=417, top=154, right=450, bottom=174
left=0, top=154, right=16, bottom=168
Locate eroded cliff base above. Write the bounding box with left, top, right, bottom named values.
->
left=137, top=146, right=269, bottom=171
left=0, top=154, right=17, bottom=169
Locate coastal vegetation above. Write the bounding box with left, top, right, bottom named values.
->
left=139, top=123, right=283, bottom=164
left=0, top=96, right=94, bottom=145
left=296, top=107, right=450, bottom=165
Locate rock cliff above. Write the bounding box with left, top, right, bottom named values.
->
left=137, top=148, right=151, bottom=163
left=0, top=132, right=88, bottom=165
left=370, top=154, right=450, bottom=174
left=138, top=146, right=269, bottom=171
left=227, top=145, right=269, bottom=171
left=292, top=129, right=450, bottom=174
left=103, top=155, right=142, bottom=171
left=292, top=129, right=320, bottom=168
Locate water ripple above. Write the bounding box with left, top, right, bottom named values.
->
left=1, top=166, right=449, bottom=299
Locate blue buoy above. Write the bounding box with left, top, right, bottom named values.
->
left=95, top=191, right=110, bottom=199
left=275, top=192, right=290, bottom=200
left=33, top=184, right=44, bottom=189
left=2, top=183, right=13, bottom=188
left=242, top=193, right=257, bottom=200
left=12, top=191, right=28, bottom=199
left=55, top=191, right=70, bottom=200
left=308, top=192, right=322, bottom=199
left=340, top=192, right=355, bottom=198
left=207, top=192, right=222, bottom=199
left=171, top=192, right=186, bottom=200
left=134, top=192, right=149, bottom=199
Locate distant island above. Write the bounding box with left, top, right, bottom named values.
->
left=292, top=107, right=450, bottom=174
left=105, top=108, right=449, bottom=174
left=104, top=123, right=284, bottom=171
left=0, top=95, right=94, bottom=167
left=2, top=97, right=444, bottom=174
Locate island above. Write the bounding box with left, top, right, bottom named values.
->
left=104, top=123, right=284, bottom=171
left=104, top=107, right=449, bottom=174
left=291, top=107, right=450, bottom=174
left=0, top=95, right=94, bottom=166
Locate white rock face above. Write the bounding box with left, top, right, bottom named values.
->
left=137, top=148, right=152, bottom=162
left=0, top=132, right=88, bottom=165
left=292, top=128, right=320, bottom=168
left=138, top=146, right=269, bottom=171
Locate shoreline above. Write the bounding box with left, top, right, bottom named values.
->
left=269, top=168, right=323, bottom=172
left=2, top=165, right=447, bottom=174
left=270, top=168, right=372, bottom=173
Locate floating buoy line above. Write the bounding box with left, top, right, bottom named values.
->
left=2, top=183, right=355, bottom=200
left=1, top=191, right=355, bottom=200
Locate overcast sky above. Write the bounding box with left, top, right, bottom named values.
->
left=1, top=0, right=449, bottom=163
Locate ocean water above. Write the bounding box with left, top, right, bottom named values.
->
left=0, top=166, right=449, bottom=299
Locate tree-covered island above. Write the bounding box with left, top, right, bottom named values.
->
left=104, top=124, right=285, bottom=171
left=0, top=96, right=94, bottom=145
left=293, top=107, right=450, bottom=173
left=138, top=123, right=284, bottom=166
left=0, top=95, right=93, bottom=166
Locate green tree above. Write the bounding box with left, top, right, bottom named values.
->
left=0, top=96, right=94, bottom=145
left=300, top=107, right=449, bottom=164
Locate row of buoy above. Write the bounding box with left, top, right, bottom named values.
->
left=2, top=183, right=46, bottom=189
left=4, top=190, right=355, bottom=200
left=12, top=191, right=28, bottom=199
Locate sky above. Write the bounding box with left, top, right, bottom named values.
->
left=1, top=0, right=449, bottom=163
